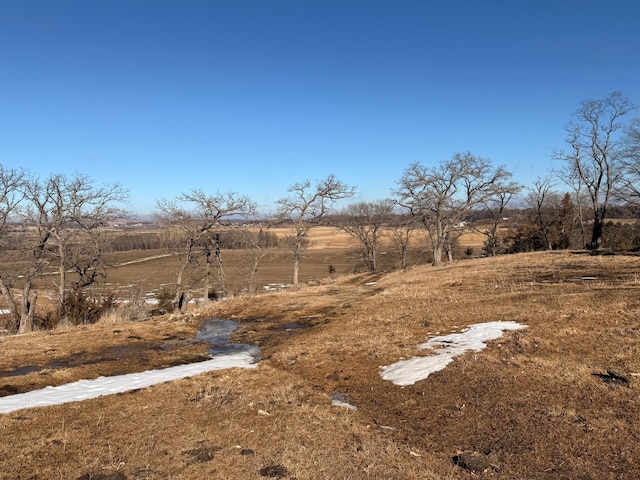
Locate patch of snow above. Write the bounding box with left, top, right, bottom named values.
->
left=0, top=355, right=256, bottom=414
left=380, top=321, right=526, bottom=386
left=330, top=392, right=357, bottom=410
left=0, top=319, right=260, bottom=414
left=332, top=399, right=357, bottom=410
left=263, top=283, right=292, bottom=292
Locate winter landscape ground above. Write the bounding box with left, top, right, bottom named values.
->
left=1, top=238, right=639, bottom=479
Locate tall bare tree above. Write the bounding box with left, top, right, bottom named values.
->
left=156, top=189, right=255, bottom=309
left=394, top=152, right=513, bottom=266
left=554, top=92, right=635, bottom=249
left=336, top=199, right=394, bottom=272
left=276, top=175, right=355, bottom=285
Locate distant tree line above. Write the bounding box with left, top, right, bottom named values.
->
left=107, top=228, right=280, bottom=252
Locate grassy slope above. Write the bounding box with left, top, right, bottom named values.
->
left=1, top=252, right=639, bottom=479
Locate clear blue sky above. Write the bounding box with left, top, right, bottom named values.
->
left=1, top=1, right=639, bottom=214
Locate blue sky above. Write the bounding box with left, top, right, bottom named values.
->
left=1, top=1, right=639, bottom=214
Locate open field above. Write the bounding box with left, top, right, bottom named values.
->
left=9, top=227, right=444, bottom=312
left=1, top=251, right=639, bottom=479
left=92, top=226, right=485, bottom=299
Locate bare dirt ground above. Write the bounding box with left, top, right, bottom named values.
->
left=1, top=251, right=640, bottom=479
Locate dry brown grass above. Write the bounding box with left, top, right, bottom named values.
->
left=1, top=251, right=640, bottom=479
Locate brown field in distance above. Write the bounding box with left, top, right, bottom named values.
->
left=90, top=226, right=484, bottom=300
left=27, top=226, right=443, bottom=307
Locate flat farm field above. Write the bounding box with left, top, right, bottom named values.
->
left=94, top=226, right=484, bottom=300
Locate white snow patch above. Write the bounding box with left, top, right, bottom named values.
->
left=263, top=283, right=292, bottom=292
left=332, top=399, right=357, bottom=410
left=329, top=392, right=357, bottom=410
left=0, top=319, right=259, bottom=414
left=380, top=321, right=526, bottom=386
left=0, top=353, right=256, bottom=414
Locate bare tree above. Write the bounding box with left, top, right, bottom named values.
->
left=526, top=177, right=557, bottom=251
left=155, top=189, right=255, bottom=310
left=620, top=117, right=640, bottom=205
left=555, top=168, right=590, bottom=248
left=509, top=179, right=582, bottom=253
left=394, top=152, right=513, bottom=266
left=242, top=242, right=268, bottom=294
left=554, top=92, right=635, bottom=250
left=477, top=176, right=522, bottom=256
left=387, top=209, right=415, bottom=270
left=23, top=173, right=128, bottom=320
left=276, top=175, right=355, bottom=285
left=336, top=200, right=394, bottom=272
left=0, top=166, right=36, bottom=332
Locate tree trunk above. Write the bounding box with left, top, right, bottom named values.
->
left=400, top=244, right=408, bottom=270
left=365, top=242, right=376, bottom=272
left=432, top=243, right=444, bottom=266
left=203, top=246, right=212, bottom=302
left=57, top=240, right=66, bottom=318
left=177, top=291, right=190, bottom=314
left=430, top=219, right=448, bottom=266
left=173, top=263, right=187, bottom=309
left=173, top=241, right=193, bottom=310
left=590, top=212, right=605, bottom=250
left=292, top=234, right=302, bottom=285
left=214, top=233, right=226, bottom=295
left=0, top=275, right=19, bottom=332
left=18, top=285, right=37, bottom=334
left=293, top=251, right=300, bottom=285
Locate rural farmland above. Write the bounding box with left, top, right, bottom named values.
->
left=2, top=2, right=640, bottom=478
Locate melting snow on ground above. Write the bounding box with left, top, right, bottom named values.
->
left=0, top=320, right=259, bottom=414
left=380, top=321, right=527, bottom=386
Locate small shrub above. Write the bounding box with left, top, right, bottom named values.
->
left=149, top=288, right=175, bottom=316
left=34, top=310, right=60, bottom=331
left=63, top=289, right=116, bottom=325
left=99, top=299, right=148, bottom=324
left=602, top=222, right=640, bottom=251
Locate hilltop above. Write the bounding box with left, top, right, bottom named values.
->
left=1, top=252, right=639, bottom=479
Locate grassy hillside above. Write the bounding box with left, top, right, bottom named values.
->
left=1, top=252, right=639, bottom=479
